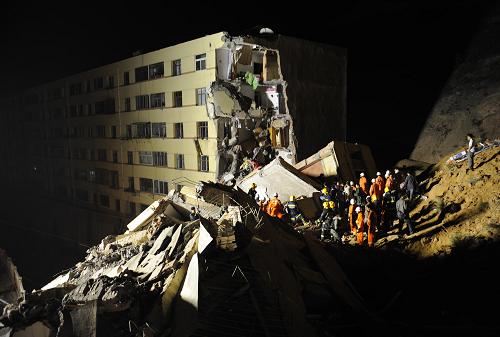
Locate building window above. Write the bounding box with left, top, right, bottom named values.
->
left=69, top=105, right=77, bottom=117
left=152, top=122, right=166, bottom=138
left=86, top=80, right=91, bottom=92
left=135, top=95, right=149, bottom=110
left=195, top=53, right=206, bottom=71
left=124, top=97, right=131, bottom=112
left=150, top=93, right=165, bottom=108
left=98, top=149, right=107, bottom=161
left=123, top=71, right=130, bottom=85
left=87, top=103, right=93, bottom=115
left=139, top=178, right=153, bottom=193
left=174, top=123, right=183, bottom=139
left=139, top=151, right=153, bottom=165
left=127, top=151, right=133, bottom=164
left=197, top=121, right=208, bottom=139
left=135, top=66, right=148, bottom=82
left=112, top=150, right=118, bottom=163
left=100, top=194, right=110, bottom=207
left=154, top=180, right=168, bottom=195
left=196, top=88, right=206, bottom=106
left=110, top=171, right=119, bottom=188
left=126, top=125, right=132, bottom=138
left=78, top=104, right=84, bottom=116
left=149, top=62, right=164, bottom=79
left=134, top=122, right=151, bottom=138
left=111, top=125, right=117, bottom=139
left=127, top=177, right=135, bottom=191
left=175, top=154, right=185, bottom=169
left=90, top=150, right=95, bottom=161
left=173, top=91, right=182, bottom=107
left=96, top=125, right=106, bottom=138
left=93, top=77, right=103, bottom=90
left=128, top=202, right=136, bottom=215
left=115, top=199, right=121, bottom=211
left=108, top=75, right=114, bottom=89
left=153, top=151, right=167, bottom=166
left=199, top=155, right=209, bottom=172
left=88, top=169, right=96, bottom=182
left=172, top=59, right=181, bottom=76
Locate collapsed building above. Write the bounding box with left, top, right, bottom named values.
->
left=0, top=184, right=369, bottom=337
left=208, top=33, right=347, bottom=184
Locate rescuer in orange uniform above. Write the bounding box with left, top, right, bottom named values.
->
left=267, top=193, right=284, bottom=218
left=375, top=171, right=385, bottom=197
left=348, top=198, right=357, bottom=235
left=369, top=178, right=381, bottom=203
left=355, top=206, right=364, bottom=245
left=359, top=173, right=368, bottom=195
left=384, top=170, right=394, bottom=193
left=366, top=203, right=378, bottom=247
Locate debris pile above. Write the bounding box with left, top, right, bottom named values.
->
left=1, top=183, right=370, bottom=336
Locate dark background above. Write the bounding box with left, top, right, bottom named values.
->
left=0, top=0, right=492, bottom=168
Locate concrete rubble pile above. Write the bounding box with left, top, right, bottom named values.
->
left=1, top=180, right=370, bottom=336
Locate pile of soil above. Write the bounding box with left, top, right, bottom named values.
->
left=405, top=145, right=499, bottom=257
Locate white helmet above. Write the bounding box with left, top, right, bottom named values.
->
left=349, top=181, right=354, bottom=186
left=355, top=206, right=361, bottom=212
left=360, top=172, right=365, bottom=177
left=371, top=178, right=376, bottom=183
left=394, top=168, right=399, bottom=174
left=376, top=171, right=381, bottom=176
left=386, top=170, right=391, bottom=176
left=350, top=198, right=355, bottom=205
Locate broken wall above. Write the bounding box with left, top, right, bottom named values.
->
left=247, top=35, right=347, bottom=161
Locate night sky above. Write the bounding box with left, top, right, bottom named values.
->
left=0, top=0, right=492, bottom=168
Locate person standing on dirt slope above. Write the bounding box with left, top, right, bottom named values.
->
left=396, top=196, right=414, bottom=236
left=466, top=133, right=475, bottom=172
left=403, top=172, right=416, bottom=200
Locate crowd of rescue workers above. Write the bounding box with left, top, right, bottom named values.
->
left=245, top=169, right=419, bottom=247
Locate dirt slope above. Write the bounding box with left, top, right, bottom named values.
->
left=403, top=145, right=499, bottom=257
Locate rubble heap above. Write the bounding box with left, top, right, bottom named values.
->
left=1, top=185, right=369, bottom=337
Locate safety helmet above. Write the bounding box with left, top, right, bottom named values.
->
left=371, top=178, right=376, bottom=183
left=350, top=198, right=355, bottom=205
left=355, top=206, right=361, bottom=212
left=323, top=201, right=330, bottom=209
left=349, top=181, right=354, bottom=186
left=329, top=201, right=335, bottom=209
left=360, top=172, right=365, bottom=177
left=385, top=172, right=390, bottom=178
left=251, top=182, right=257, bottom=188
left=376, top=171, right=381, bottom=176
left=366, top=196, right=371, bottom=201
left=321, top=187, right=328, bottom=195
left=386, top=170, right=391, bottom=176
left=289, top=195, right=295, bottom=201
left=394, top=168, right=399, bottom=174
left=273, top=192, right=278, bottom=198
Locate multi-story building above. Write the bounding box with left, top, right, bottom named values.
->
left=1, top=31, right=346, bottom=243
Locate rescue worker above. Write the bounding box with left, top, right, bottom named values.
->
left=375, top=171, right=385, bottom=196
left=348, top=198, right=357, bottom=235
left=402, top=172, right=416, bottom=200
left=366, top=203, right=378, bottom=247
left=369, top=178, right=381, bottom=203
left=359, top=172, right=368, bottom=195
left=248, top=182, right=257, bottom=201
left=355, top=206, right=364, bottom=245
left=267, top=193, right=283, bottom=218
left=318, top=196, right=335, bottom=224
left=385, top=170, right=394, bottom=193
left=396, top=195, right=414, bottom=235
left=258, top=196, right=268, bottom=212
left=320, top=201, right=341, bottom=242
left=354, top=183, right=365, bottom=206
left=285, top=195, right=305, bottom=226
left=466, top=133, right=475, bottom=172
